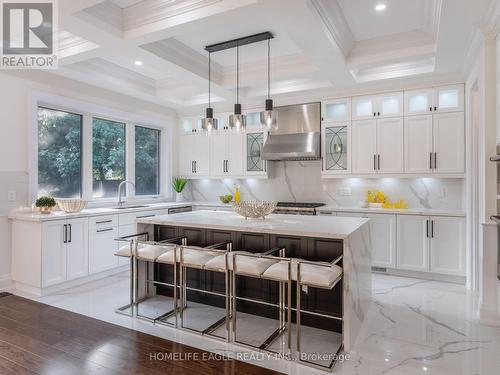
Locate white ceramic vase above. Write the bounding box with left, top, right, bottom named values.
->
left=176, top=192, right=184, bottom=202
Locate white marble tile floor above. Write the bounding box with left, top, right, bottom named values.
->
left=13, top=273, right=500, bottom=374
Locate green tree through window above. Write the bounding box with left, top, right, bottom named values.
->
left=38, top=107, right=82, bottom=198
left=135, top=126, right=160, bottom=195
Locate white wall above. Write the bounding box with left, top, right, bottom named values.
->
left=0, top=71, right=176, bottom=290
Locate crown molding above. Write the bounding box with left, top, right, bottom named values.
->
left=307, top=0, right=354, bottom=58
left=422, top=0, right=442, bottom=39
left=350, top=58, right=436, bottom=83
left=483, top=0, right=500, bottom=36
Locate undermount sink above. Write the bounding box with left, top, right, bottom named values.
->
left=111, top=205, right=149, bottom=210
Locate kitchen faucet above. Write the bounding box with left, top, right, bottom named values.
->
left=117, top=180, right=135, bottom=207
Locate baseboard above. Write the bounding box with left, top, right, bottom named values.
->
left=0, top=274, right=13, bottom=292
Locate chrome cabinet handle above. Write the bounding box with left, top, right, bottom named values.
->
left=63, top=224, right=67, bottom=243
left=374, top=155, right=377, bottom=170
left=97, top=228, right=113, bottom=233
left=431, top=220, right=434, bottom=238
left=426, top=220, right=429, bottom=238
left=136, top=214, right=155, bottom=219
left=377, top=154, right=380, bottom=170
left=434, top=153, right=437, bottom=169
left=68, top=224, right=72, bottom=243
left=96, top=219, right=112, bottom=225
left=429, top=152, right=433, bottom=169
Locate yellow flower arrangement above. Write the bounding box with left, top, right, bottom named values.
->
left=366, top=190, right=408, bottom=209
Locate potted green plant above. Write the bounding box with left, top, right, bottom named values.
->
left=172, top=177, right=188, bottom=202
left=35, top=196, right=56, bottom=214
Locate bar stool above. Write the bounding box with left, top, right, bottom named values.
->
left=114, top=232, right=149, bottom=316
left=133, top=236, right=187, bottom=324
left=232, top=247, right=291, bottom=352
left=178, top=242, right=232, bottom=341
left=295, top=255, right=343, bottom=370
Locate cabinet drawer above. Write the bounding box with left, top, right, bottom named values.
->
left=119, top=210, right=158, bottom=226
left=90, top=215, right=118, bottom=229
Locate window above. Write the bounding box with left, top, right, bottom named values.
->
left=135, top=126, right=160, bottom=195
left=92, top=118, right=126, bottom=198
left=38, top=107, right=82, bottom=198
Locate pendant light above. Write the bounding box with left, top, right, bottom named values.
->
left=260, top=38, right=277, bottom=130
left=201, top=52, right=218, bottom=132
left=229, top=44, right=246, bottom=131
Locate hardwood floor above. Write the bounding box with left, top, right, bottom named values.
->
left=0, top=293, right=282, bottom=375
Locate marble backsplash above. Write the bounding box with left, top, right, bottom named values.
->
left=184, top=160, right=465, bottom=211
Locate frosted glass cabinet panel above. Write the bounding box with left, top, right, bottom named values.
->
left=322, top=123, right=351, bottom=174
left=404, top=89, right=434, bottom=115
left=245, top=131, right=267, bottom=176
left=245, top=111, right=262, bottom=128
left=436, top=85, right=464, bottom=113
left=379, top=92, right=403, bottom=117
left=322, top=98, right=351, bottom=122
left=352, top=96, right=374, bottom=120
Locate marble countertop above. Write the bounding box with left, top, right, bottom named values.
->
left=317, top=205, right=466, bottom=217
left=137, top=210, right=369, bottom=239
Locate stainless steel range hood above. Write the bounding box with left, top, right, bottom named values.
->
left=261, top=102, right=321, bottom=161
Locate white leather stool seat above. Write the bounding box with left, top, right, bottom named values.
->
left=181, top=249, right=218, bottom=268
left=115, top=243, right=148, bottom=257
left=156, top=248, right=179, bottom=264
left=234, top=255, right=278, bottom=276
left=204, top=251, right=252, bottom=271
left=136, top=245, right=170, bottom=261
left=263, top=260, right=342, bottom=287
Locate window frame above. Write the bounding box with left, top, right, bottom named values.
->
left=30, top=91, right=173, bottom=205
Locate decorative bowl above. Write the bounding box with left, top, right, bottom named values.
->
left=219, top=194, right=233, bottom=204
left=56, top=198, right=87, bottom=213
left=231, top=201, right=277, bottom=219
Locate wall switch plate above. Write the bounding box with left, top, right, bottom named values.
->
left=339, top=187, right=352, bottom=196
left=7, top=191, right=16, bottom=202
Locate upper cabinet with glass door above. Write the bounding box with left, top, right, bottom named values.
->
left=244, top=108, right=264, bottom=129
left=244, top=131, right=268, bottom=177
left=321, top=122, right=351, bottom=175
left=321, top=98, right=351, bottom=122
left=352, top=92, right=403, bottom=120
left=404, top=84, right=464, bottom=116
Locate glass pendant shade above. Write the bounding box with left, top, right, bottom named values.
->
left=260, top=99, right=277, bottom=130
left=229, top=103, right=246, bottom=131
left=202, top=107, right=218, bottom=132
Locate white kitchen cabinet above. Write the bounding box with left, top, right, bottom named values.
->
left=404, top=115, right=433, bottom=173
left=322, top=122, right=351, bottom=174
left=352, top=118, right=403, bottom=174
left=433, top=112, right=465, bottom=174
left=338, top=212, right=396, bottom=268
left=41, top=217, right=89, bottom=287
left=41, top=220, right=67, bottom=287
left=429, top=216, right=466, bottom=276
left=404, top=85, right=464, bottom=116
left=404, top=112, right=464, bottom=175
left=179, top=133, right=210, bottom=177
left=65, top=218, right=89, bottom=281
left=209, top=132, right=227, bottom=176
left=397, top=215, right=430, bottom=272
left=322, top=98, right=351, bottom=122
left=209, top=131, right=244, bottom=177
left=89, top=216, right=119, bottom=274
left=352, top=92, right=403, bottom=120
left=245, top=131, right=268, bottom=176
left=377, top=117, right=404, bottom=173
left=352, top=120, right=377, bottom=174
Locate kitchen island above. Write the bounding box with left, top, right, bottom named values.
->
left=136, top=210, right=372, bottom=353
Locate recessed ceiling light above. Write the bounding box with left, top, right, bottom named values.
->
left=375, top=3, right=386, bottom=11
left=134, top=60, right=143, bottom=66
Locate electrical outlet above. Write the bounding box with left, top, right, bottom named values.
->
left=7, top=191, right=16, bottom=202
left=339, top=187, right=352, bottom=196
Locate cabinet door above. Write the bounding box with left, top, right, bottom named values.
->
left=435, top=84, right=464, bottom=113
left=322, top=123, right=351, bottom=174
left=178, top=135, right=194, bottom=176
left=430, top=216, right=465, bottom=275
left=245, top=132, right=267, bottom=175
left=352, top=95, right=376, bottom=120
left=89, top=226, right=119, bottom=274
left=404, top=88, right=434, bottom=116
left=194, top=134, right=210, bottom=175
left=404, top=115, right=433, bottom=174
left=352, top=120, right=377, bottom=174
left=337, top=212, right=396, bottom=268
left=397, top=215, right=430, bottom=272
left=209, top=132, right=226, bottom=176
left=244, top=109, right=263, bottom=128
left=378, top=92, right=403, bottom=118
left=41, top=221, right=67, bottom=287
left=377, top=117, right=403, bottom=173
left=322, top=98, right=351, bottom=122
left=66, top=218, right=89, bottom=281
left=226, top=131, right=244, bottom=175
left=433, top=112, right=465, bottom=174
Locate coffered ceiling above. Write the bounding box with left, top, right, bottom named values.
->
left=14, top=0, right=499, bottom=113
